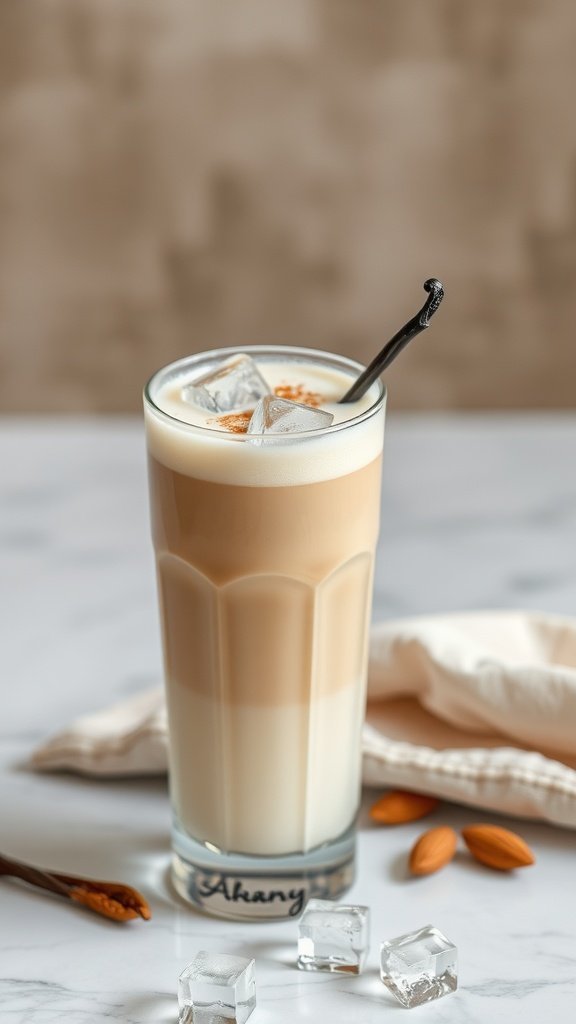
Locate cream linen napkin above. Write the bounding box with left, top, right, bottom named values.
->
left=31, top=612, right=576, bottom=829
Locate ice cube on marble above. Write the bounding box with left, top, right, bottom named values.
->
left=182, top=354, right=270, bottom=413
left=380, top=924, right=457, bottom=1009
left=247, top=395, right=334, bottom=443
left=297, top=898, right=370, bottom=974
left=178, top=951, right=256, bottom=1024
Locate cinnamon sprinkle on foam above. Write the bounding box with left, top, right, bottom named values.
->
left=214, top=411, right=252, bottom=434
left=273, top=383, right=322, bottom=407
left=214, top=385, right=324, bottom=434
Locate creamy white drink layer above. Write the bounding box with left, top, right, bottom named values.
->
left=170, top=683, right=365, bottom=854
left=145, top=349, right=385, bottom=486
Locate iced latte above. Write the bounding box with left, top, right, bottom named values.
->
left=144, top=347, right=385, bottom=919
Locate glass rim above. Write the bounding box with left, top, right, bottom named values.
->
left=143, top=345, right=386, bottom=442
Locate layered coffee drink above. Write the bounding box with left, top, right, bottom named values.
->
left=144, top=347, right=385, bottom=919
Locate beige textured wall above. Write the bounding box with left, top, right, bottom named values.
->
left=1, top=1, right=576, bottom=412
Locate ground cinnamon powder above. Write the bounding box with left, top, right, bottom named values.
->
left=273, top=383, right=322, bottom=407
left=214, top=411, right=253, bottom=434
left=214, top=385, right=324, bottom=434
left=69, top=886, right=141, bottom=922
left=0, top=851, right=152, bottom=924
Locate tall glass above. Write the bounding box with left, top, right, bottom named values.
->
left=144, top=347, right=385, bottom=920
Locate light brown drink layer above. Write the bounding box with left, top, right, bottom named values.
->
left=149, top=454, right=382, bottom=707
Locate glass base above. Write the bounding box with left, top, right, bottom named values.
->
left=171, top=823, right=356, bottom=921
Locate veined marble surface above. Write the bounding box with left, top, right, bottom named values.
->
left=1, top=415, right=576, bottom=1023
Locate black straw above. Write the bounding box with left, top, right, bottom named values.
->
left=339, top=278, right=444, bottom=403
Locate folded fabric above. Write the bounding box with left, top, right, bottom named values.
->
left=31, top=612, right=576, bottom=829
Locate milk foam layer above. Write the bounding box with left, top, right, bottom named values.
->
left=145, top=349, right=385, bottom=486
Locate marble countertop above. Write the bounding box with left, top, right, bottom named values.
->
left=1, top=415, right=576, bottom=1023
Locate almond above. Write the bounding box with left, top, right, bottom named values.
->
left=462, top=824, right=535, bottom=871
left=409, top=826, right=458, bottom=876
left=369, top=790, right=440, bottom=825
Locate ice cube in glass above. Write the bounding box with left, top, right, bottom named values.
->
left=178, top=951, right=256, bottom=1024
left=380, top=924, right=457, bottom=1008
left=297, top=898, right=370, bottom=974
left=182, top=354, right=270, bottom=413
left=248, top=395, right=334, bottom=444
